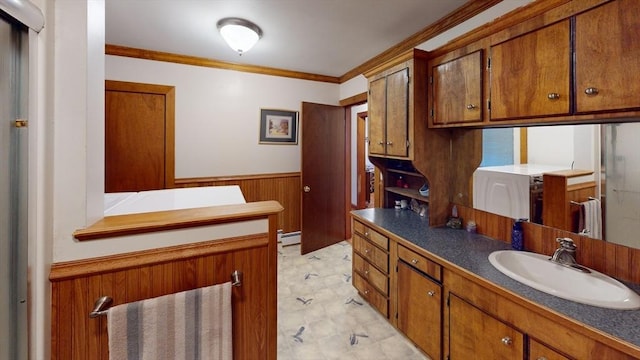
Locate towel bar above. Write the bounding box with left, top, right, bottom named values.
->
left=89, top=270, right=243, bottom=318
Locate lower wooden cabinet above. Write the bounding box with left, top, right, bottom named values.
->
left=351, top=215, right=640, bottom=360
left=397, top=260, right=442, bottom=359
left=529, top=338, right=572, bottom=360
left=448, top=293, right=524, bottom=360
left=352, top=220, right=389, bottom=318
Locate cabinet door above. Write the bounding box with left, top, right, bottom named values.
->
left=529, top=338, right=571, bottom=360
left=489, top=20, right=570, bottom=120
left=368, top=77, right=387, bottom=156
left=397, top=261, right=441, bottom=359
left=449, top=294, right=524, bottom=360
left=385, top=68, right=410, bottom=157
left=432, top=50, right=483, bottom=125
left=575, top=0, right=640, bottom=113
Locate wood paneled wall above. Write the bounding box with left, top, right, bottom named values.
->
left=175, top=172, right=300, bottom=233
left=49, top=233, right=277, bottom=360
left=456, top=204, right=640, bottom=284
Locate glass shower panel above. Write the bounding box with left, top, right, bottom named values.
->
left=603, top=123, right=640, bottom=247
left=0, top=12, right=28, bottom=360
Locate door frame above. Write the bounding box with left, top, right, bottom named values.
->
left=340, top=92, right=368, bottom=237
left=356, top=111, right=369, bottom=209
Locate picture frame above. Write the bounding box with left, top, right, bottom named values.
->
left=259, top=108, right=299, bottom=145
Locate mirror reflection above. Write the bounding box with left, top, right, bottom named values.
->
left=474, top=123, right=640, bottom=249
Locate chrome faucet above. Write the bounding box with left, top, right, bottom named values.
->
left=550, top=238, right=591, bottom=273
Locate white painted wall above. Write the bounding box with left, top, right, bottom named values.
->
left=107, top=56, right=339, bottom=177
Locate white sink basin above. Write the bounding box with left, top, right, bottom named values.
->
left=488, top=250, right=640, bottom=310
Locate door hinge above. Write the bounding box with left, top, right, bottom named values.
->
left=487, top=57, right=491, bottom=69
left=487, top=99, right=491, bottom=111
left=14, top=119, right=28, bottom=128
left=406, top=140, right=410, bottom=149
left=446, top=294, right=450, bottom=307
left=446, top=356, right=450, bottom=360
left=395, top=312, right=398, bottom=319
left=429, top=75, right=433, bottom=85
left=430, top=108, right=434, bottom=117
left=395, top=265, right=398, bottom=273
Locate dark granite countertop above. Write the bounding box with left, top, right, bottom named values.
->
left=352, top=207, right=640, bottom=352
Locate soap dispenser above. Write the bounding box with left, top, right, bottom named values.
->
left=511, top=219, right=526, bottom=251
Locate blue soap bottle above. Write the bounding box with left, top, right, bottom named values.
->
left=511, top=219, right=525, bottom=251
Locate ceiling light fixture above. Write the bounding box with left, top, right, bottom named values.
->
left=217, top=17, right=263, bottom=56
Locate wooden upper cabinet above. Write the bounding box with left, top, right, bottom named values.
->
left=367, top=68, right=409, bottom=158
left=575, top=0, right=640, bottom=113
left=489, top=20, right=571, bottom=121
left=365, top=49, right=428, bottom=160
left=368, top=77, right=387, bottom=156
left=385, top=68, right=410, bottom=158
left=431, top=50, right=483, bottom=126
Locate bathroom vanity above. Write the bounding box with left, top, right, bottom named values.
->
left=351, top=208, right=640, bottom=360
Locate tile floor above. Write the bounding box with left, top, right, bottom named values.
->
left=277, top=241, right=429, bottom=360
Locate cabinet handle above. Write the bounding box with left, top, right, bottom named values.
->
left=386, top=141, right=393, bottom=146
left=364, top=231, right=369, bottom=237
left=411, top=259, right=419, bottom=264
left=585, top=87, right=599, bottom=96
left=501, top=336, right=513, bottom=346
left=547, top=93, right=560, bottom=100
left=427, top=290, right=435, bottom=297
left=378, top=141, right=385, bottom=145
left=536, top=357, right=548, bottom=360
left=364, top=289, right=370, bottom=295
left=364, top=249, right=370, bottom=254
left=466, top=104, right=476, bottom=110
left=364, top=270, right=369, bottom=276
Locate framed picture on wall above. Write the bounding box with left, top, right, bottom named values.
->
left=259, top=108, right=299, bottom=145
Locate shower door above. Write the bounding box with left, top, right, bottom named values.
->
left=0, top=12, right=28, bottom=360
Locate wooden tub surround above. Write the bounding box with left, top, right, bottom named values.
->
left=51, top=200, right=283, bottom=360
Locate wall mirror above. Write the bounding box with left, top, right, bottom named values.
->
left=474, top=122, right=640, bottom=250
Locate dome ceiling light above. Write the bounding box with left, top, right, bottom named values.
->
left=217, top=17, right=263, bottom=55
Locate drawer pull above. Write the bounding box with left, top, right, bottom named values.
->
left=427, top=291, right=435, bottom=297
left=411, top=259, right=419, bottom=264
left=364, top=270, right=369, bottom=276
left=584, top=87, right=599, bottom=96
left=364, top=249, right=370, bottom=254
left=501, top=336, right=512, bottom=346
left=536, top=357, right=548, bottom=360
left=364, top=231, right=369, bottom=237
left=466, top=104, right=476, bottom=110
left=364, top=289, right=370, bottom=295
left=547, top=92, right=560, bottom=100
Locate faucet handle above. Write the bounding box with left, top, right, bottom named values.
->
left=556, top=237, right=576, bottom=251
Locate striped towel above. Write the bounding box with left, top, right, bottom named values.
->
left=582, top=198, right=602, bottom=240
left=108, top=282, right=232, bottom=360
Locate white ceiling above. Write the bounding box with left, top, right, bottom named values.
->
left=105, top=0, right=531, bottom=78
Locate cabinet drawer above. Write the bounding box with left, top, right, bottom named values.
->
left=353, top=234, right=388, bottom=272
left=352, top=271, right=388, bottom=317
left=353, top=253, right=388, bottom=295
left=353, top=221, right=389, bottom=250
left=397, top=245, right=441, bottom=282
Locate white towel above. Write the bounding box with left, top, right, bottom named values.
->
left=582, top=199, right=602, bottom=240
left=108, top=282, right=232, bottom=360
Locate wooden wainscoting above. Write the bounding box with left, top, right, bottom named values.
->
left=456, top=204, right=640, bottom=284
left=175, top=172, right=300, bottom=234
left=49, top=234, right=277, bottom=360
